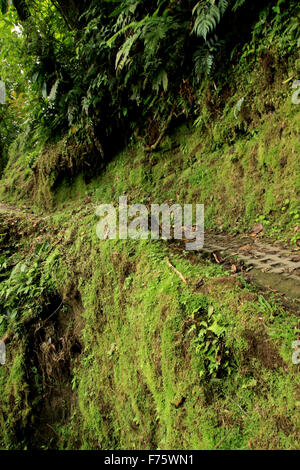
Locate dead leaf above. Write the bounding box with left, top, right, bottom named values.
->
left=231, top=264, right=237, bottom=273
left=1, top=333, right=9, bottom=343
left=213, top=253, right=220, bottom=264
left=152, top=271, right=163, bottom=279
left=174, top=397, right=186, bottom=409
left=239, top=244, right=253, bottom=252
left=251, top=223, right=263, bottom=234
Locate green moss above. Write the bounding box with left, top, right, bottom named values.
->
left=0, top=191, right=299, bottom=450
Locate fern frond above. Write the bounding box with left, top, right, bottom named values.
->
left=232, top=0, right=246, bottom=13
left=192, top=3, right=221, bottom=41
left=107, top=16, right=149, bottom=47
left=115, top=31, right=140, bottom=71
left=218, top=0, right=229, bottom=16
left=193, top=47, right=215, bottom=78
left=152, top=69, right=168, bottom=93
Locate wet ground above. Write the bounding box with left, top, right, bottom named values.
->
left=202, top=231, right=300, bottom=300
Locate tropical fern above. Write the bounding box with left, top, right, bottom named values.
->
left=192, top=0, right=237, bottom=41
left=232, top=0, right=246, bottom=12
left=194, top=47, right=214, bottom=78
left=192, top=1, right=222, bottom=41
left=219, top=0, right=229, bottom=15
left=152, top=68, right=168, bottom=93
left=115, top=31, right=140, bottom=71
left=193, top=33, right=224, bottom=79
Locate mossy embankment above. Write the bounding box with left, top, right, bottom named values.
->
left=0, top=196, right=299, bottom=450
left=0, top=30, right=300, bottom=450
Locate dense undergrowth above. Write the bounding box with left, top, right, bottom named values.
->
left=0, top=0, right=299, bottom=452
